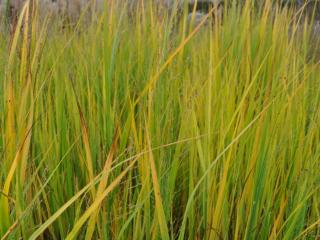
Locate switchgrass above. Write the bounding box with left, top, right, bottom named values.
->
left=0, top=1, right=320, bottom=239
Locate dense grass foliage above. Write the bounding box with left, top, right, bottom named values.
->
left=0, top=1, right=319, bottom=239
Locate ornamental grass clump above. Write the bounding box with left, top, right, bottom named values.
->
left=0, top=0, right=319, bottom=239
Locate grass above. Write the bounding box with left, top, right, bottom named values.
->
left=0, top=0, right=319, bottom=239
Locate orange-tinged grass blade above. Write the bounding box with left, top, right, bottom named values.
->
left=65, top=159, right=137, bottom=240
left=70, top=79, right=95, bottom=195
left=269, top=196, right=288, bottom=240
left=0, top=221, right=18, bottom=240
left=145, top=125, right=170, bottom=240
left=85, top=130, right=119, bottom=240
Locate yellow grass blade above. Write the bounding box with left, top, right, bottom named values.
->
left=134, top=5, right=218, bottom=106
left=269, top=196, right=288, bottom=240
left=0, top=116, right=34, bottom=235
left=70, top=80, right=95, bottom=195
left=294, top=218, right=320, bottom=240
left=65, top=159, right=137, bottom=240
left=145, top=126, right=170, bottom=240
left=28, top=156, right=136, bottom=240
left=85, top=131, right=119, bottom=240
